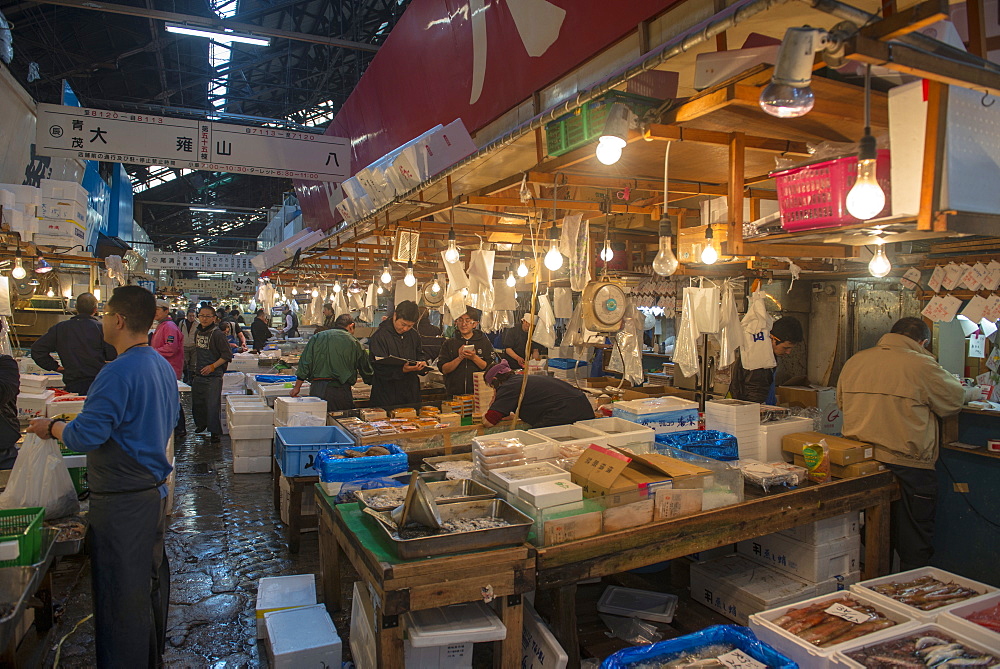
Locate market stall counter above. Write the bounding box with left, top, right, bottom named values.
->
left=315, top=486, right=534, bottom=668
left=531, top=470, right=899, bottom=667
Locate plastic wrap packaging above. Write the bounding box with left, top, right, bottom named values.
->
left=315, top=443, right=408, bottom=487
left=600, top=614, right=663, bottom=646
left=673, top=289, right=701, bottom=378
left=468, top=249, right=495, bottom=312
left=738, top=460, right=800, bottom=493
left=607, top=305, right=644, bottom=386
left=560, top=213, right=590, bottom=292
left=717, top=284, right=743, bottom=369
left=649, top=443, right=744, bottom=509
left=785, top=406, right=821, bottom=431
left=535, top=294, right=557, bottom=349
left=561, top=302, right=592, bottom=360
left=286, top=413, right=326, bottom=427
left=601, top=624, right=797, bottom=669
left=442, top=251, right=470, bottom=291
left=335, top=477, right=404, bottom=504
left=255, top=374, right=297, bottom=384
left=655, top=429, right=739, bottom=461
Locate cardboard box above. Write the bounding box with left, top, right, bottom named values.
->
left=570, top=445, right=710, bottom=497
left=582, top=377, right=633, bottom=390
left=541, top=510, right=602, bottom=546
left=776, top=385, right=842, bottom=434
left=791, top=454, right=885, bottom=479
left=782, top=432, right=873, bottom=467
left=620, top=385, right=669, bottom=400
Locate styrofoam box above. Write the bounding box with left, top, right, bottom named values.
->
left=228, top=422, right=273, bottom=441
left=518, top=480, right=583, bottom=509
left=749, top=590, right=919, bottom=669
left=738, top=532, right=861, bottom=583
left=850, top=566, right=999, bottom=622
left=274, top=396, right=327, bottom=423
left=528, top=424, right=606, bottom=449
left=232, top=437, right=273, bottom=458
left=226, top=394, right=265, bottom=408
left=264, top=604, right=341, bottom=669
left=350, top=581, right=377, bottom=669
left=255, top=574, right=316, bottom=639
left=612, top=397, right=699, bottom=434
left=40, top=179, right=87, bottom=204
left=19, top=373, right=52, bottom=390
left=402, top=600, right=506, bottom=669
left=521, top=600, right=568, bottom=669
left=234, top=455, right=271, bottom=474
left=760, top=417, right=815, bottom=463
left=62, top=454, right=86, bottom=468
left=576, top=417, right=654, bottom=449
left=222, top=372, right=245, bottom=390
left=46, top=399, right=85, bottom=417
left=488, top=462, right=570, bottom=494
left=17, top=390, right=55, bottom=419
left=832, top=622, right=1000, bottom=668
left=227, top=404, right=273, bottom=427
left=778, top=512, right=860, bottom=546
left=937, top=590, right=1000, bottom=650
left=473, top=430, right=554, bottom=465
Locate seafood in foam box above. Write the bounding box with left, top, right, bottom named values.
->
left=850, top=567, right=998, bottom=622
left=749, top=590, right=919, bottom=669
left=937, top=591, right=1000, bottom=653
left=832, top=623, right=1000, bottom=668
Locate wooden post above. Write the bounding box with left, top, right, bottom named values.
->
left=966, top=0, right=987, bottom=58
left=917, top=81, right=949, bottom=232
left=714, top=0, right=728, bottom=51
left=727, top=132, right=746, bottom=255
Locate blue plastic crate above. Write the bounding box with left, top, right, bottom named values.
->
left=315, top=443, right=408, bottom=498
left=255, top=374, right=297, bottom=384
left=547, top=358, right=587, bottom=370
left=602, top=625, right=797, bottom=669
left=275, top=426, right=354, bottom=477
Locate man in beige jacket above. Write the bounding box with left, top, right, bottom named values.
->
left=837, top=317, right=965, bottom=571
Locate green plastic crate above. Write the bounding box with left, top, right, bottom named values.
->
left=545, top=91, right=662, bottom=157
left=0, top=507, right=44, bottom=567
left=69, top=467, right=88, bottom=494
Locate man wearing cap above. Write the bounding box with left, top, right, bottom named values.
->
left=438, top=306, right=494, bottom=397
left=290, top=314, right=374, bottom=411
left=501, top=314, right=547, bottom=370
left=481, top=360, right=595, bottom=429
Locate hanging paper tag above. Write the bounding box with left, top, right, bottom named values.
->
left=970, top=333, right=986, bottom=358
left=824, top=603, right=871, bottom=624
left=942, top=263, right=963, bottom=291
left=961, top=263, right=983, bottom=291
left=928, top=266, right=945, bottom=292
left=921, top=296, right=944, bottom=322
left=985, top=260, right=1000, bottom=291
left=718, top=649, right=766, bottom=669
left=961, top=295, right=988, bottom=323
left=900, top=268, right=921, bottom=290
left=984, top=295, right=1000, bottom=323
left=939, top=294, right=963, bottom=322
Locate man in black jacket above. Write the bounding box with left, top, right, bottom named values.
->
left=0, top=321, right=19, bottom=469
left=250, top=309, right=272, bottom=351
left=730, top=316, right=803, bottom=404
left=438, top=306, right=494, bottom=396
left=192, top=306, right=233, bottom=442
left=31, top=292, right=116, bottom=394
left=369, top=300, right=428, bottom=407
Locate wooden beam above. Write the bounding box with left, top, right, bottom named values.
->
left=860, top=0, right=948, bottom=41
left=525, top=171, right=778, bottom=199
left=727, top=132, right=746, bottom=256
left=465, top=197, right=658, bottom=216
left=845, top=35, right=1000, bottom=97
left=644, top=124, right=811, bottom=155
left=918, top=81, right=948, bottom=232
left=738, top=243, right=861, bottom=259
left=966, top=0, right=988, bottom=58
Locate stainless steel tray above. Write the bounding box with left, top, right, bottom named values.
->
left=0, top=566, right=38, bottom=652
left=354, top=479, right=497, bottom=512
left=28, top=528, right=58, bottom=592
left=422, top=453, right=473, bottom=471
left=369, top=498, right=532, bottom=559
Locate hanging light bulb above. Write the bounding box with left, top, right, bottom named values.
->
left=600, top=239, right=614, bottom=263
left=846, top=66, right=885, bottom=221
left=506, top=269, right=516, bottom=288
left=759, top=27, right=835, bottom=119
left=93, top=286, right=101, bottom=301
left=376, top=284, right=384, bottom=295
left=63, top=286, right=72, bottom=299
left=461, top=286, right=469, bottom=297
left=311, top=288, right=319, bottom=298
left=595, top=103, right=630, bottom=166
left=403, top=261, right=416, bottom=287
left=380, top=265, right=392, bottom=284
left=868, top=239, right=892, bottom=277
left=46, top=287, right=54, bottom=297
left=332, top=280, right=341, bottom=293
left=291, top=287, right=298, bottom=295
left=431, top=275, right=441, bottom=292
left=444, top=227, right=460, bottom=264
left=11, top=258, right=25, bottom=280
left=349, top=273, right=362, bottom=294
left=701, top=226, right=719, bottom=265
left=652, top=217, right=679, bottom=276
left=516, top=257, right=529, bottom=278
left=595, top=142, right=623, bottom=166
left=543, top=225, right=563, bottom=271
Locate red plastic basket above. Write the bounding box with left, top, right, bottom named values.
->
left=773, top=150, right=891, bottom=231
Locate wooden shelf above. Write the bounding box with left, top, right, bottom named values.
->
left=944, top=442, right=1000, bottom=460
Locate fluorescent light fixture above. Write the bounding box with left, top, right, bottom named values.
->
left=165, top=23, right=271, bottom=47
left=191, top=208, right=227, bottom=213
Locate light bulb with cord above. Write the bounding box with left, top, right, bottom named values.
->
left=333, top=279, right=341, bottom=293
left=595, top=102, right=630, bottom=166
left=46, top=287, right=54, bottom=297
left=311, top=288, right=319, bottom=298
left=516, top=257, right=529, bottom=278
left=701, top=226, right=719, bottom=265
left=868, top=238, right=892, bottom=278
left=846, top=65, right=885, bottom=221
left=376, top=285, right=384, bottom=295
left=759, top=27, right=837, bottom=118
left=652, top=216, right=679, bottom=276
left=444, top=227, right=460, bottom=264
left=403, top=261, right=416, bottom=287
left=380, top=266, right=392, bottom=284
left=10, top=258, right=25, bottom=280
left=600, top=239, right=614, bottom=263
left=543, top=224, right=563, bottom=271
left=291, top=287, right=297, bottom=295
left=506, top=269, right=516, bottom=288
left=431, top=275, right=441, bottom=292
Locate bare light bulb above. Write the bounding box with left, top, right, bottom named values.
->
left=701, top=242, right=719, bottom=265
left=332, top=281, right=341, bottom=293
left=600, top=239, right=614, bottom=262
left=759, top=83, right=814, bottom=118
left=431, top=277, right=441, bottom=292
left=595, top=139, right=623, bottom=166
left=506, top=271, right=516, bottom=288
left=544, top=240, right=563, bottom=271
left=94, top=287, right=101, bottom=301
left=444, top=240, right=460, bottom=264
left=516, top=258, right=529, bottom=278
left=653, top=236, right=679, bottom=276
left=380, top=266, right=392, bottom=284
left=291, top=287, right=298, bottom=295
left=46, top=287, right=54, bottom=297
left=11, top=259, right=25, bottom=280
left=868, top=243, right=892, bottom=278
left=846, top=158, right=885, bottom=220
left=311, top=288, right=319, bottom=298
left=376, top=285, right=384, bottom=295
left=403, top=262, right=416, bottom=287
left=63, top=287, right=72, bottom=299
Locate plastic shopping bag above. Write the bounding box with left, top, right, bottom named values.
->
left=0, top=434, right=79, bottom=519
left=716, top=284, right=743, bottom=369
left=674, top=289, right=702, bottom=379
left=740, top=290, right=776, bottom=371
left=534, top=295, right=557, bottom=348
left=689, top=285, right=720, bottom=334
left=606, top=305, right=644, bottom=385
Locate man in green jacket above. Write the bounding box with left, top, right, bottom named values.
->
left=290, top=314, right=374, bottom=411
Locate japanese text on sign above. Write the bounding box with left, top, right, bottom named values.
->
left=35, top=104, right=350, bottom=181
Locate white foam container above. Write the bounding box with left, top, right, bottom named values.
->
left=402, top=601, right=506, bottom=669
left=234, top=455, right=271, bottom=474
left=226, top=394, right=264, bottom=407
left=831, top=622, right=1000, bottom=668
left=518, top=480, right=582, bottom=509
left=937, top=590, right=1000, bottom=650
left=611, top=397, right=699, bottom=434
left=487, top=462, right=570, bottom=494
left=255, top=574, right=316, bottom=639
left=749, top=590, right=920, bottom=669
left=227, top=404, right=273, bottom=427
left=232, top=437, right=272, bottom=458
left=576, top=417, right=655, bottom=449
left=46, top=398, right=85, bottom=417
left=737, top=532, right=861, bottom=583
left=597, top=585, right=678, bottom=623
left=527, top=424, right=606, bottom=449
left=228, top=423, right=274, bottom=440
left=850, top=566, right=999, bottom=622
left=274, top=396, right=327, bottom=423
left=16, top=390, right=54, bottom=419
left=759, top=417, right=815, bottom=462
left=521, top=599, right=568, bottom=669
left=264, top=603, right=341, bottom=669
left=351, top=581, right=377, bottom=669
left=778, top=512, right=860, bottom=546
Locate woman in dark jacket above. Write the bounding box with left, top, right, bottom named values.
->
left=0, top=333, right=19, bottom=468
left=368, top=300, right=428, bottom=407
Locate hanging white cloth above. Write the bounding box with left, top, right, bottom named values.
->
left=740, top=290, right=776, bottom=371
left=349, top=289, right=364, bottom=311
left=535, top=294, right=557, bottom=348
left=445, top=286, right=466, bottom=322
left=493, top=279, right=517, bottom=311
left=717, top=284, right=743, bottom=369
left=559, top=214, right=589, bottom=292
left=334, top=289, right=350, bottom=318
left=468, top=249, right=495, bottom=312
left=394, top=279, right=418, bottom=304
left=441, top=251, right=469, bottom=291
left=309, top=291, right=324, bottom=324
left=552, top=287, right=573, bottom=319
left=607, top=304, right=644, bottom=385
left=360, top=283, right=376, bottom=323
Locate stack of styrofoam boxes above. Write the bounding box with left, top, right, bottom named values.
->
left=255, top=574, right=316, bottom=640
left=264, top=603, right=341, bottom=669
left=611, top=397, right=700, bottom=435
left=471, top=371, right=493, bottom=419
left=736, top=513, right=862, bottom=599
left=227, top=395, right=273, bottom=473
left=219, top=372, right=246, bottom=436
left=258, top=382, right=308, bottom=407
left=471, top=430, right=556, bottom=478
left=35, top=179, right=88, bottom=246
left=273, top=396, right=327, bottom=428
left=758, top=416, right=815, bottom=463
left=0, top=184, right=41, bottom=241
left=228, top=353, right=262, bottom=373
left=45, top=395, right=86, bottom=418
left=17, top=374, right=55, bottom=421
left=402, top=601, right=507, bottom=668
left=527, top=423, right=608, bottom=464
left=577, top=417, right=655, bottom=452
left=705, top=399, right=761, bottom=460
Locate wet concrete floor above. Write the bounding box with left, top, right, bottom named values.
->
left=18, top=395, right=349, bottom=668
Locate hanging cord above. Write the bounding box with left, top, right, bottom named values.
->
left=53, top=614, right=93, bottom=668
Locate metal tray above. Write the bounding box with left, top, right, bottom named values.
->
left=28, top=528, right=58, bottom=592
left=354, top=479, right=497, bottom=512
left=369, top=498, right=533, bottom=559
left=422, top=453, right=474, bottom=471
left=0, top=566, right=38, bottom=652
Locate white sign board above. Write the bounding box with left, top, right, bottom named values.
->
left=35, top=104, right=350, bottom=181
left=147, top=252, right=254, bottom=272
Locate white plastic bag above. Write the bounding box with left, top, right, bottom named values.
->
left=689, top=285, right=720, bottom=334
left=607, top=305, right=645, bottom=385
left=674, top=289, right=702, bottom=379
left=0, top=434, right=79, bottom=519
left=559, top=214, right=590, bottom=292
left=717, top=284, right=743, bottom=369
left=534, top=295, right=557, bottom=349
left=740, top=290, right=776, bottom=371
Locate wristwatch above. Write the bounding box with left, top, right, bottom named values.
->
left=46, top=418, right=66, bottom=440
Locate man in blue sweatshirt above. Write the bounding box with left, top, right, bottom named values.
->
left=29, top=285, right=178, bottom=668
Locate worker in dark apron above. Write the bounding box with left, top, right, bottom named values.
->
left=30, top=286, right=178, bottom=668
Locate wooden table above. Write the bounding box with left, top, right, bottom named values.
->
left=271, top=458, right=318, bottom=554
left=532, top=471, right=899, bottom=667
left=315, top=487, right=535, bottom=668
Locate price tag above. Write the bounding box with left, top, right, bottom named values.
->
left=901, top=268, right=921, bottom=290
left=824, top=602, right=872, bottom=624
left=928, top=266, right=945, bottom=292
left=970, top=333, right=986, bottom=358
left=718, top=649, right=766, bottom=669
left=943, top=263, right=963, bottom=291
